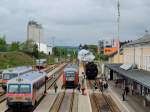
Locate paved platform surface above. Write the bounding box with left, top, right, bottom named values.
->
left=33, top=93, right=57, bottom=112
left=78, top=63, right=92, bottom=112
left=0, top=100, right=8, bottom=112
left=108, top=81, right=150, bottom=112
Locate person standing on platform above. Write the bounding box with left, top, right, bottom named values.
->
left=77, top=83, right=81, bottom=92
left=122, top=89, right=126, bottom=101
left=54, top=83, right=58, bottom=93
left=131, top=84, right=134, bottom=95
left=81, top=84, right=85, bottom=95
left=81, top=77, right=85, bottom=95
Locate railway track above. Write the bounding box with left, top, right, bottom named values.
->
left=49, top=89, right=75, bottom=112
left=0, top=92, right=6, bottom=103
left=88, top=80, right=120, bottom=112
left=3, top=63, right=67, bottom=112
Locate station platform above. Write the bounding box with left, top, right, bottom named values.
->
left=78, top=63, right=92, bottom=112
left=108, top=81, right=150, bottom=112
left=33, top=92, right=57, bottom=112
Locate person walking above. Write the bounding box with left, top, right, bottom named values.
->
left=94, top=81, right=97, bottom=90
left=125, top=86, right=129, bottom=96
left=81, top=84, right=85, bottom=95
left=122, top=89, right=126, bottom=101
left=77, top=83, right=81, bottom=92
left=54, top=83, right=58, bottom=93
left=131, top=84, right=134, bottom=95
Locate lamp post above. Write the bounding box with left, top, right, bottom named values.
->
left=117, top=0, right=120, bottom=63
left=38, top=24, right=42, bottom=70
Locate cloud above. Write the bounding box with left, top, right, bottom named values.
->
left=0, top=0, right=150, bottom=45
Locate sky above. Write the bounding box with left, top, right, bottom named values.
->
left=0, top=0, right=150, bottom=46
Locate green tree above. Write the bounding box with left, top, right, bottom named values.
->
left=99, top=54, right=108, bottom=61
left=0, top=37, right=7, bottom=52
left=33, top=44, right=38, bottom=58
left=9, top=41, right=20, bottom=51
left=21, top=40, right=35, bottom=53
left=53, top=47, right=59, bottom=57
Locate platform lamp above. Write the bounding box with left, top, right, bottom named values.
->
left=38, top=24, right=42, bottom=71
left=117, top=0, right=120, bottom=63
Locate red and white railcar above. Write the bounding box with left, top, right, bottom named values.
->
left=63, top=64, right=79, bottom=88
left=6, top=71, right=47, bottom=108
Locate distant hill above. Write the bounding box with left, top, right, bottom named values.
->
left=0, top=52, right=33, bottom=69
left=55, top=46, right=78, bottom=49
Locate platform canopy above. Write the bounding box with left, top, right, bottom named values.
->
left=105, top=64, right=150, bottom=89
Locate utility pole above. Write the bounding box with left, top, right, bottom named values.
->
left=117, top=0, right=120, bottom=63
left=38, top=24, right=41, bottom=70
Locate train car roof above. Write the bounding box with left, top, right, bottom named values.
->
left=64, top=67, right=77, bottom=72
left=3, top=66, right=32, bottom=74
left=19, top=71, right=46, bottom=81
left=66, top=64, right=78, bottom=69
left=7, top=71, right=47, bottom=84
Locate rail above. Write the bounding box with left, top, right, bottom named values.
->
left=88, top=80, right=120, bottom=112
left=49, top=91, right=65, bottom=112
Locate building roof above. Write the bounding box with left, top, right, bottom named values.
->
left=126, top=34, right=150, bottom=46
left=105, top=64, right=150, bottom=89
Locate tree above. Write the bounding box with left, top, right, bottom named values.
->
left=21, top=40, right=34, bottom=53
left=0, top=37, right=7, bottom=52
left=99, top=54, right=108, bottom=61
left=9, top=41, right=20, bottom=51
left=53, top=47, right=59, bottom=57
left=33, top=44, right=38, bottom=58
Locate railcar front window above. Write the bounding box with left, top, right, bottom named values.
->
left=66, top=72, right=75, bottom=76
left=20, top=85, right=31, bottom=93
left=8, top=85, right=19, bottom=93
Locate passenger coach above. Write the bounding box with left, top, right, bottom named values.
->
left=2, top=66, right=32, bottom=90
left=7, top=71, right=47, bottom=108
left=36, top=59, right=47, bottom=69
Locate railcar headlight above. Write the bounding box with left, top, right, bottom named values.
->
left=7, top=97, right=13, bottom=101
left=25, top=97, right=31, bottom=101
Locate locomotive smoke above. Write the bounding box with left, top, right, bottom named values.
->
left=78, top=49, right=95, bottom=62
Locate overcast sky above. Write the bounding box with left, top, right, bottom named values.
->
left=0, top=0, right=150, bottom=46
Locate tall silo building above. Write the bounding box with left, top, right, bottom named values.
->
left=27, top=20, right=43, bottom=43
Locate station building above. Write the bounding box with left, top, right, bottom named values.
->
left=105, top=34, right=150, bottom=106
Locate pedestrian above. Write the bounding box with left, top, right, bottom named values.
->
left=77, top=83, right=81, bottom=92
left=100, top=84, right=103, bottom=93
left=104, top=82, right=108, bottom=89
left=94, top=81, right=97, bottom=90
left=81, top=83, right=85, bottom=95
left=54, top=83, right=58, bottom=93
left=125, top=86, right=129, bottom=95
left=82, top=77, right=84, bottom=85
left=122, top=89, right=126, bottom=101
left=131, top=84, right=134, bottom=95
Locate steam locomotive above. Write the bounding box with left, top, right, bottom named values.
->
left=85, top=62, right=98, bottom=79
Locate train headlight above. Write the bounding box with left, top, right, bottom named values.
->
left=7, top=97, right=13, bottom=101
left=25, top=97, right=31, bottom=101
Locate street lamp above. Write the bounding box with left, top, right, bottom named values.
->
left=117, top=0, right=120, bottom=63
